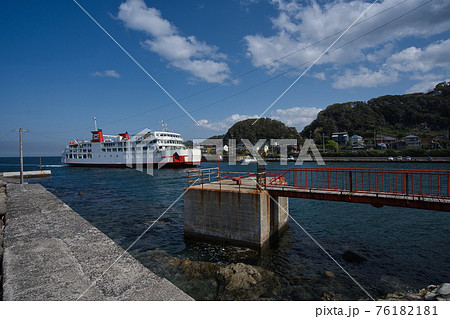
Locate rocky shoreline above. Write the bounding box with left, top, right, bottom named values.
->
left=145, top=248, right=450, bottom=301
left=380, top=283, right=450, bottom=301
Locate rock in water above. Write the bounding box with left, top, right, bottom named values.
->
left=322, top=292, right=339, bottom=301
left=217, top=263, right=262, bottom=292
left=76, top=192, right=86, bottom=196
left=424, top=292, right=438, bottom=301
left=436, top=283, right=450, bottom=296
left=342, top=250, right=367, bottom=264
left=324, top=271, right=336, bottom=278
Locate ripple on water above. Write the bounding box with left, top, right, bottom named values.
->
left=7, top=157, right=448, bottom=300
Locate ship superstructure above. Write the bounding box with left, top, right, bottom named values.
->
left=61, top=120, right=201, bottom=167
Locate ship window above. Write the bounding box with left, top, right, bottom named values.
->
left=102, top=149, right=105, bottom=152
left=107, top=149, right=111, bottom=152
left=118, top=148, right=122, bottom=152
left=116, top=155, right=119, bottom=157
left=110, top=155, right=112, bottom=157
left=112, top=148, right=117, bottom=152
left=83, top=154, right=87, bottom=159
left=98, top=155, right=101, bottom=157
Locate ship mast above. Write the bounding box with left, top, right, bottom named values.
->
left=161, top=120, right=168, bottom=132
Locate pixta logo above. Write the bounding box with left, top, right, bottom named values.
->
left=193, top=138, right=325, bottom=166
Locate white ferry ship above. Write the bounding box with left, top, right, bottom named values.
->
left=61, top=120, right=201, bottom=167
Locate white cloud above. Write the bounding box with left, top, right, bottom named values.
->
left=332, top=67, right=398, bottom=89
left=271, top=106, right=322, bottom=131
left=332, top=39, right=450, bottom=90
left=198, top=107, right=320, bottom=132
left=91, top=70, right=121, bottom=78
left=312, top=72, right=325, bottom=81
left=244, top=0, right=450, bottom=85
left=117, top=0, right=231, bottom=83
left=198, top=114, right=259, bottom=131
left=117, top=0, right=175, bottom=36
left=387, top=39, right=450, bottom=73
left=406, top=81, right=441, bottom=94
left=405, top=76, right=450, bottom=94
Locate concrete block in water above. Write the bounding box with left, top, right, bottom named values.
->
left=184, top=181, right=288, bottom=249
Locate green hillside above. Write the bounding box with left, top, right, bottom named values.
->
left=222, top=118, right=301, bottom=144
left=301, top=82, right=450, bottom=140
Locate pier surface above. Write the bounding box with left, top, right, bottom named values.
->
left=2, top=182, right=192, bottom=301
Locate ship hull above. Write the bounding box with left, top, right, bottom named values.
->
left=63, top=161, right=201, bottom=168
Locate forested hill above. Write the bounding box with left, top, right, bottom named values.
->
left=301, top=82, right=450, bottom=139
left=221, top=118, right=301, bottom=144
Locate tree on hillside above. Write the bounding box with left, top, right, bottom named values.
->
left=223, top=118, right=301, bottom=144
left=301, top=82, right=450, bottom=140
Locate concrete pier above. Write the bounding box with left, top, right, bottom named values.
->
left=1, top=182, right=192, bottom=301
left=0, top=170, right=52, bottom=179
left=184, top=178, right=288, bottom=249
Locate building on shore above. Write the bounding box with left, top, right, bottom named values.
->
left=332, top=132, right=349, bottom=145
left=405, top=135, right=421, bottom=149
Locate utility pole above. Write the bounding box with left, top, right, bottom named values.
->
left=322, top=133, right=325, bottom=152
left=13, top=128, right=28, bottom=184
left=373, top=130, right=376, bottom=148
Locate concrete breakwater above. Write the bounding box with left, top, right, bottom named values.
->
left=0, top=181, right=6, bottom=299
left=0, top=181, right=192, bottom=301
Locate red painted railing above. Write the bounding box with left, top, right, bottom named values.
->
left=266, top=168, right=450, bottom=199
left=186, top=168, right=265, bottom=191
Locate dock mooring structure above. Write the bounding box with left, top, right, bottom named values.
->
left=184, top=167, right=450, bottom=248
left=184, top=168, right=288, bottom=249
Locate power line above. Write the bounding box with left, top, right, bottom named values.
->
left=72, top=0, right=199, bottom=125
left=253, top=0, right=379, bottom=124
left=32, top=0, right=431, bottom=136
left=44, top=0, right=431, bottom=137
left=98, top=0, right=411, bottom=127
left=33, top=0, right=414, bottom=135
left=149, top=0, right=433, bottom=126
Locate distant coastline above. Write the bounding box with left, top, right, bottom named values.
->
left=204, top=156, right=450, bottom=163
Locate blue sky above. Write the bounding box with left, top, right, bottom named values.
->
left=1, top=0, right=449, bottom=156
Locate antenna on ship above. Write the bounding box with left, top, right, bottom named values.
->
left=93, top=117, right=98, bottom=131
left=161, top=120, right=168, bottom=132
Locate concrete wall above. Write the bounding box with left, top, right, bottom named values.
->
left=184, top=187, right=288, bottom=249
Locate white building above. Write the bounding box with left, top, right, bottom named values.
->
left=405, top=135, right=420, bottom=149
left=350, top=135, right=364, bottom=146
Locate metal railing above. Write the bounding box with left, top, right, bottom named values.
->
left=187, top=167, right=220, bottom=188
left=187, top=168, right=267, bottom=191
left=266, top=167, right=450, bottom=199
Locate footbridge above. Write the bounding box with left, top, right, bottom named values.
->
left=184, top=167, right=449, bottom=248
left=264, top=167, right=450, bottom=212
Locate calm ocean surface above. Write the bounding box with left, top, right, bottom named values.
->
left=1, top=156, right=449, bottom=300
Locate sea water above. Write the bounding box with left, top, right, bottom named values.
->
left=1, top=157, right=449, bottom=300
